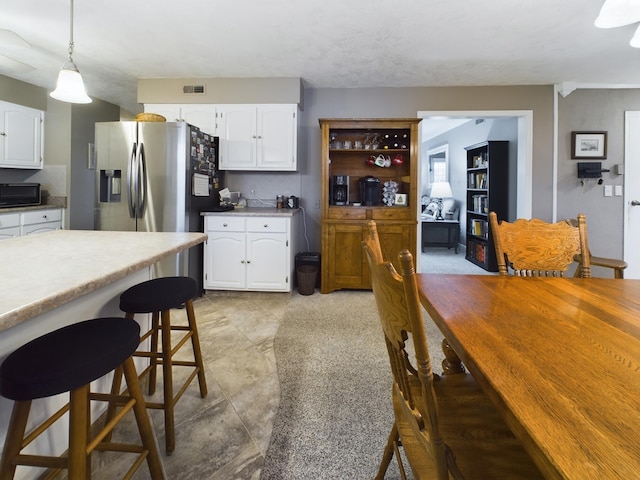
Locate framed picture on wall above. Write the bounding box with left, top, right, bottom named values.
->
left=571, top=131, right=607, bottom=159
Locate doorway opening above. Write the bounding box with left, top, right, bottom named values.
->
left=415, top=110, right=533, bottom=272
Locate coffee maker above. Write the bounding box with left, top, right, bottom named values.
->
left=359, top=176, right=381, bottom=206
left=330, top=175, right=349, bottom=205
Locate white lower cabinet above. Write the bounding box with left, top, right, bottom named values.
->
left=204, top=214, right=296, bottom=292
left=21, top=208, right=63, bottom=235
left=0, top=212, right=20, bottom=239
left=0, top=208, right=63, bottom=239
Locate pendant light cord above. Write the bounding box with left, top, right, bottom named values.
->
left=68, top=0, right=75, bottom=59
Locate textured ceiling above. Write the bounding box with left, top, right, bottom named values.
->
left=1, top=0, right=639, bottom=113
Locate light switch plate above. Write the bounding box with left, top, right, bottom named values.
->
left=604, top=185, right=613, bottom=197
left=615, top=185, right=623, bottom=196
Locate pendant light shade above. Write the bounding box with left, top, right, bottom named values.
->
left=595, top=0, right=640, bottom=28
left=50, top=0, right=91, bottom=104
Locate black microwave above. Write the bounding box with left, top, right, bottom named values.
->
left=0, top=183, right=41, bottom=208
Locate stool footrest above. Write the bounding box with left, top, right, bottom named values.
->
left=12, top=454, right=67, bottom=469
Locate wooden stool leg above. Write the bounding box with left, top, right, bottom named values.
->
left=103, top=364, right=124, bottom=443
left=185, top=299, right=208, bottom=397
left=148, top=311, right=160, bottom=396
left=68, top=385, right=90, bottom=480
left=160, top=309, right=175, bottom=454
left=122, top=357, right=166, bottom=480
left=0, top=400, right=31, bottom=480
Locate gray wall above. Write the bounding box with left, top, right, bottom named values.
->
left=298, top=86, right=554, bottom=252
left=557, top=88, right=640, bottom=261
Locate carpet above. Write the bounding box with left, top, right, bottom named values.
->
left=261, top=290, right=446, bottom=479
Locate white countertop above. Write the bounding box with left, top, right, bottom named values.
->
left=201, top=207, right=300, bottom=217
left=0, top=230, right=207, bottom=332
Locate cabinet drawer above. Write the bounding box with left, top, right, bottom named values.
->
left=205, top=216, right=245, bottom=232
left=371, top=207, right=412, bottom=220
left=22, top=209, right=62, bottom=225
left=327, top=207, right=367, bottom=220
left=0, top=213, right=20, bottom=229
left=246, top=217, right=287, bottom=233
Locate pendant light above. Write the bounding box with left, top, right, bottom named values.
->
left=50, top=0, right=91, bottom=103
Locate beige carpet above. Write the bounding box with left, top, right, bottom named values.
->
left=261, top=290, right=446, bottom=479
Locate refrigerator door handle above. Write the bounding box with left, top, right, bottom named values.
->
left=137, top=143, right=148, bottom=218
left=127, top=142, right=137, bottom=218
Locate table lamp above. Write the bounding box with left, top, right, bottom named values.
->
left=430, top=181, right=453, bottom=220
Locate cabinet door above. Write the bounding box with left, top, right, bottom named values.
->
left=0, top=101, right=43, bottom=169
left=204, top=231, right=246, bottom=289
left=257, top=104, right=297, bottom=171
left=376, top=223, right=415, bottom=273
left=181, top=105, right=217, bottom=135
left=0, top=212, right=20, bottom=240
left=246, top=233, right=289, bottom=291
left=217, top=105, right=257, bottom=170
left=144, top=104, right=183, bottom=122
left=323, top=223, right=369, bottom=292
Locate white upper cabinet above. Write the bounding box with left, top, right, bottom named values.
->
left=0, top=101, right=44, bottom=169
left=181, top=105, right=217, bottom=135
left=143, top=103, right=298, bottom=171
left=217, top=104, right=298, bottom=171
left=145, top=104, right=218, bottom=135
left=143, top=104, right=183, bottom=123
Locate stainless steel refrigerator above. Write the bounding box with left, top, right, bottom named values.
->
left=94, top=121, right=221, bottom=294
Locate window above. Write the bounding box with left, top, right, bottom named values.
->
left=426, top=144, right=449, bottom=186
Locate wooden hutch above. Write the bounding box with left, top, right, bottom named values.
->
left=319, top=118, right=421, bottom=293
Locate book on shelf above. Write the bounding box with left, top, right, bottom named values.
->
left=471, top=195, right=488, bottom=213
left=470, top=219, right=488, bottom=238
left=468, top=172, right=488, bottom=189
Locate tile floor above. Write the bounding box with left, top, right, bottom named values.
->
left=93, top=290, right=290, bottom=479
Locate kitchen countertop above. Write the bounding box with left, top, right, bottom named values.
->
left=201, top=207, right=300, bottom=217
left=0, top=230, right=207, bottom=333
left=0, top=196, right=68, bottom=213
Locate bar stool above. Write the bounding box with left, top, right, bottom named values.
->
left=109, top=276, right=208, bottom=454
left=0, top=318, right=165, bottom=480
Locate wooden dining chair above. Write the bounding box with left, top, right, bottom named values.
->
left=566, top=218, right=628, bottom=278
left=363, top=222, right=544, bottom=480
left=489, top=212, right=591, bottom=277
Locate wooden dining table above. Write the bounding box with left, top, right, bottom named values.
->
left=416, top=274, right=640, bottom=480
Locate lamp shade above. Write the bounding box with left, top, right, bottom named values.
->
left=50, top=60, right=92, bottom=104
left=595, top=0, right=640, bottom=28
left=430, top=181, right=453, bottom=199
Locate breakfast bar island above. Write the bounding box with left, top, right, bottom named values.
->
left=0, top=229, right=207, bottom=479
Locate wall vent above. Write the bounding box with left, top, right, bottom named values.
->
left=183, top=84, right=206, bottom=95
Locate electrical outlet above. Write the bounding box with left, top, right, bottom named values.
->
left=314, top=200, right=320, bottom=209
left=615, top=185, right=623, bottom=196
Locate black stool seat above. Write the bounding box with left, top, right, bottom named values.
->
left=120, top=276, right=197, bottom=313
left=0, top=318, right=165, bottom=479
left=0, top=318, right=140, bottom=401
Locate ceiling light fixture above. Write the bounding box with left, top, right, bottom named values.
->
left=595, top=0, right=640, bottom=28
left=50, top=0, right=91, bottom=103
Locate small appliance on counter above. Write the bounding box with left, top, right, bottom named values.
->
left=0, top=183, right=41, bottom=208
left=286, top=195, right=299, bottom=209
left=330, top=175, right=349, bottom=205
left=359, top=176, right=381, bottom=206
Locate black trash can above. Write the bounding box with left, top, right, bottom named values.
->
left=296, top=265, right=318, bottom=295
left=295, top=252, right=321, bottom=289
